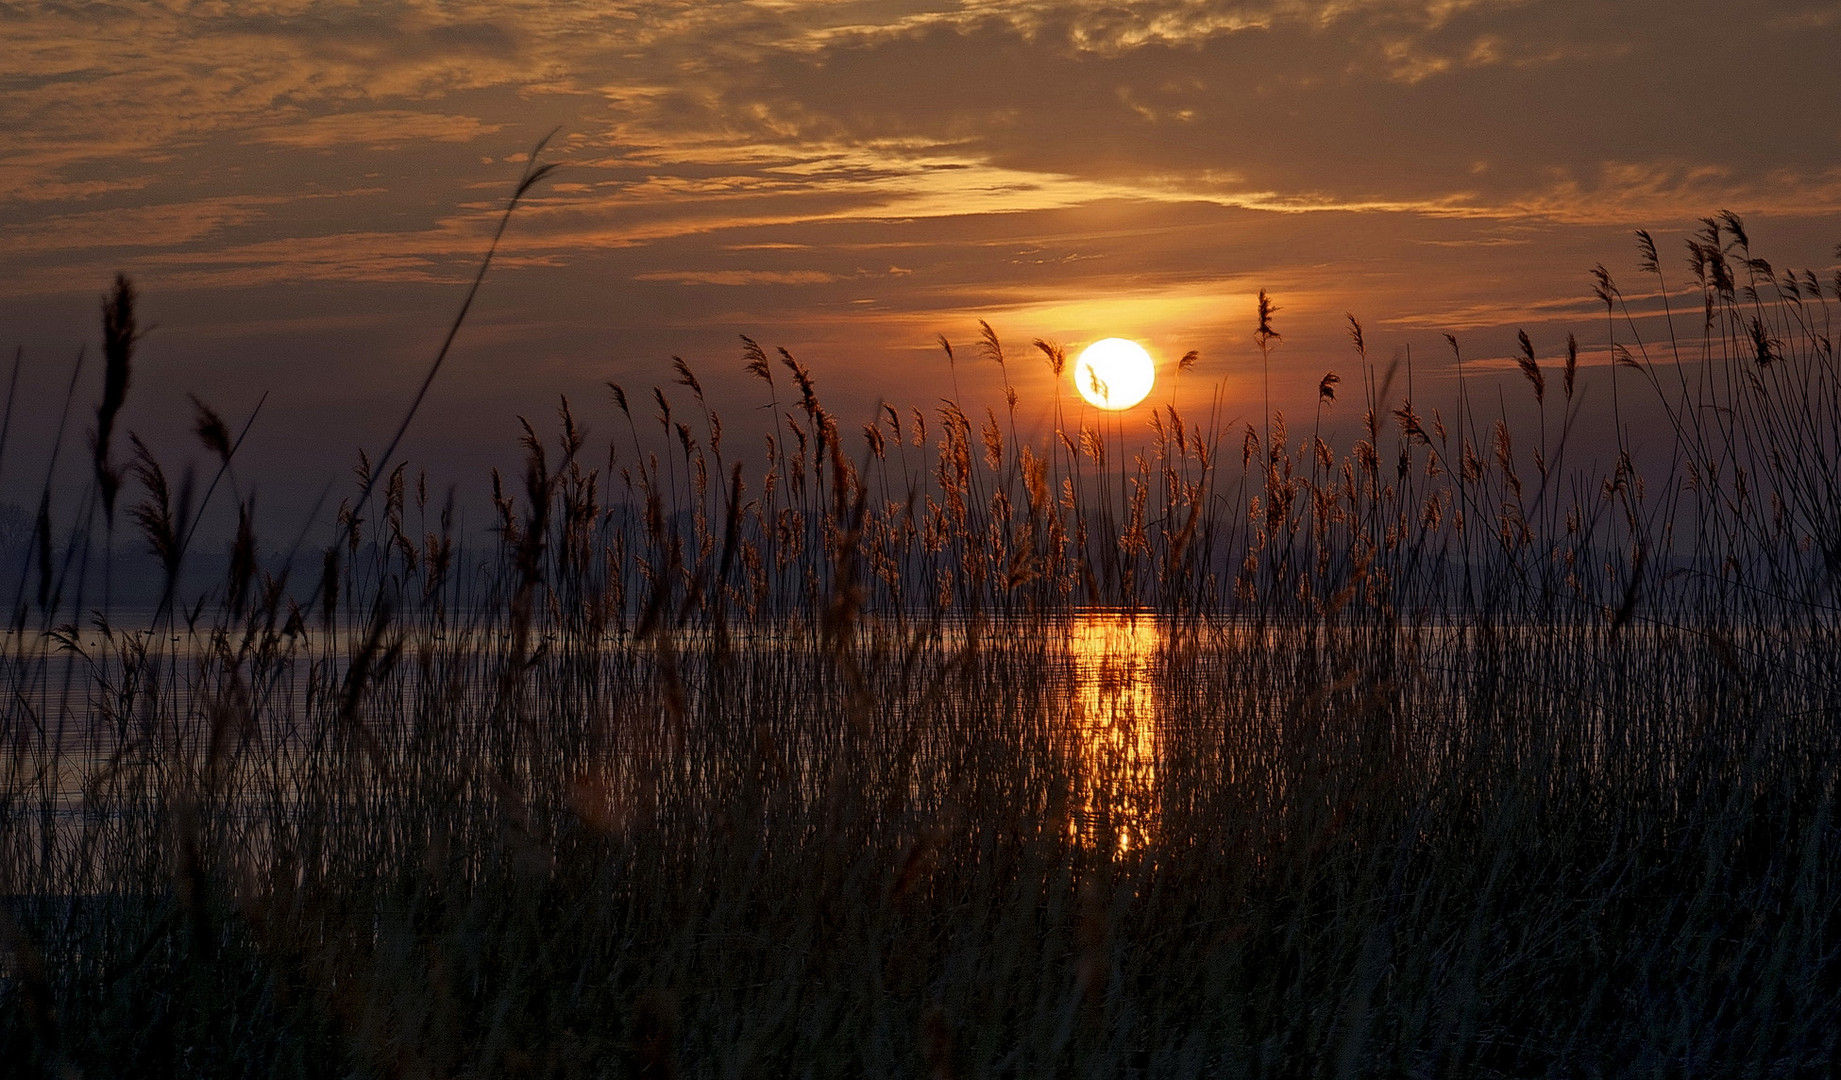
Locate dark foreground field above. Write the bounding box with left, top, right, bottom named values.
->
left=4, top=218, right=1840, bottom=1076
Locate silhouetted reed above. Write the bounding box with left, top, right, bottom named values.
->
left=2, top=207, right=1839, bottom=1077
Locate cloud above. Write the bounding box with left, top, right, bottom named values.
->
left=8, top=0, right=1838, bottom=236
left=0, top=3, right=550, bottom=202
left=678, top=0, right=1839, bottom=222
left=0, top=196, right=285, bottom=255
left=633, top=269, right=845, bottom=285
left=2, top=0, right=1837, bottom=411
left=248, top=111, right=504, bottom=150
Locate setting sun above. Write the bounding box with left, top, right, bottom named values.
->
left=1072, top=338, right=1156, bottom=410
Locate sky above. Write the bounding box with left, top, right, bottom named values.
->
left=3, top=0, right=1840, bottom=534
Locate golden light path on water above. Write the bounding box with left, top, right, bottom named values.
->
left=1066, top=611, right=1163, bottom=854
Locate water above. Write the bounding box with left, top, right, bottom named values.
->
left=5, top=606, right=1839, bottom=893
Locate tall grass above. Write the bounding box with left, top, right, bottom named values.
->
left=1, top=209, right=1838, bottom=1078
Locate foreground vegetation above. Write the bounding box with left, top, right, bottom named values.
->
left=3, top=213, right=1839, bottom=1077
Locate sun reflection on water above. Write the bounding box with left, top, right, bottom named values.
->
left=1066, top=611, right=1162, bottom=854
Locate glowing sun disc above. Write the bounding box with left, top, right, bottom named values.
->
left=1073, top=338, right=1155, bottom=410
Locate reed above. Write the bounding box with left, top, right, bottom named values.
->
left=1, top=207, right=1838, bottom=1077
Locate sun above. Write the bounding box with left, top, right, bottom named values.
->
left=1072, top=338, right=1156, bottom=410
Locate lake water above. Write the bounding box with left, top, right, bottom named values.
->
left=4, top=606, right=1836, bottom=890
